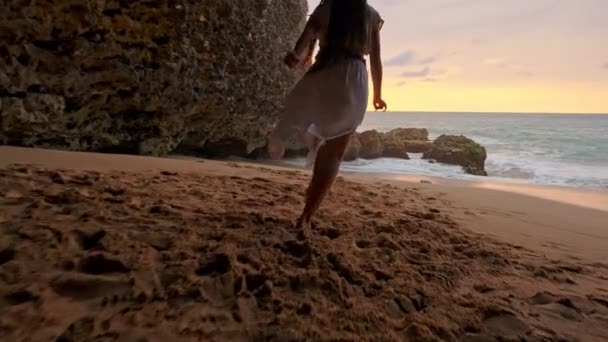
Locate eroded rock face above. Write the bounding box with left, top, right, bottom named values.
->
left=358, top=130, right=384, bottom=159
left=423, top=135, right=488, bottom=176
left=384, top=128, right=428, bottom=142
left=279, top=128, right=487, bottom=175
left=1, top=0, right=307, bottom=156
left=382, top=128, right=432, bottom=154
left=343, top=134, right=361, bottom=162
left=382, top=140, right=411, bottom=160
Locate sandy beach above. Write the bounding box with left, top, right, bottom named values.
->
left=1, top=146, right=607, bottom=341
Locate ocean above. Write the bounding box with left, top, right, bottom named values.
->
left=293, top=112, right=608, bottom=188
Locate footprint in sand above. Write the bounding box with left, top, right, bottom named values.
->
left=50, top=273, right=132, bottom=301
left=56, top=316, right=95, bottom=342
left=541, top=302, right=584, bottom=322
left=0, top=246, right=15, bottom=266
left=78, top=253, right=131, bottom=275
left=530, top=291, right=557, bottom=305
left=355, top=239, right=372, bottom=249
left=320, top=227, right=342, bottom=240
left=2, top=287, right=39, bottom=307
left=589, top=295, right=608, bottom=308
left=460, top=334, right=497, bottom=342
left=473, top=283, right=496, bottom=294
left=482, top=310, right=530, bottom=338
left=70, top=229, right=106, bottom=251
left=276, top=240, right=313, bottom=267
left=196, top=253, right=232, bottom=276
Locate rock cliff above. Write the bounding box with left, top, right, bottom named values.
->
left=1, top=0, right=308, bottom=156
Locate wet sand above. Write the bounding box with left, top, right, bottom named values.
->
left=1, top=146, right=607, bottom=341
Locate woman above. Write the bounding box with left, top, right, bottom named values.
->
left=268, top=0, right=387, bottom=235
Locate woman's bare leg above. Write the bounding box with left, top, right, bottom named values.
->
left=296, top=133, right=352, bottom=234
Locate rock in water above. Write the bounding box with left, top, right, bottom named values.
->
left=384, top=128, right=429, bottom=141
left=423, top=135, right=488, bottom=176
left=358, top=130, right=384, bottom=159
left=343, top=134, right=362, bottom=161
left=382, top=140, right=411, bottom=159
left=0, top=0, right=308, bottom=156
left=382, top=128, right=433, bottom=154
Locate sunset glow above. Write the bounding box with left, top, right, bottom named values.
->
left=307, top=0, right=608, bottom=113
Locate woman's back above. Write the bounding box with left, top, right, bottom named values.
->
left=312, top=0, right=383, bottom=57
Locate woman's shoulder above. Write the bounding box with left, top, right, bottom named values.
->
left=367, top=4, right=384, bottom=29
left=367, top=4, right=382, bottom=21
left=311, top=1, right=331, bottom=23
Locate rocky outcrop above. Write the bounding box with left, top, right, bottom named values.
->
left=384, top=128, right=428, bottom=141
left=1, top=0, right=307, bottom=156
left=281, top=128, right=487, bottom=176
left=423, top=135, right=488, bottom=176
left=381, top=128, right=432, bottom=154
left=284, top=128, right=431, bottom=161
left=343, top=134, right=361, bottom=162
left=358, top=130, right=384, bottom=159
left=382, top=140, right=411, bottom=160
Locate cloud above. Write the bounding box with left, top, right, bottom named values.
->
left=415, top=55, right=439, bottom=65
left=401, top=67, right=431, bottom=78
left=519, top=71, right=535, bottom=77
left=603, top=62, right=608, bottom=69
left=483, top=58, right=508, bottom=67
left=386, top=50, right=441, bottom=67
left=397, top=65, right=455, bottom=83
left=385, top=50, right=416, bottom=66
left=483, top=57, right=535, bottom=77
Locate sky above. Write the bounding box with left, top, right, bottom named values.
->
left=305, top=0, right=608, bottom=113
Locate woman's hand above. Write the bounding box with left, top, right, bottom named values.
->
left=284, top=52, right=300, bottom=69
left=374, top=97, right=388, bottom=112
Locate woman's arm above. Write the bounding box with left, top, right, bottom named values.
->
left=285, top=16, right=319, bottom=68
left=370, top=25, right=387, bottom=111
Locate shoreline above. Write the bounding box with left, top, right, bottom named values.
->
left=3, top=145, right=608, bottom=213
left=239, top=155, right=608, bottom=213
left=2, top=145, right=607, bottom=262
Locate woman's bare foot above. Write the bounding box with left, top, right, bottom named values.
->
left=295, top=216, right=312, bottom=241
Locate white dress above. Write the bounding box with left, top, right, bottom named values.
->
left=272, top=2, right=384, bottom=167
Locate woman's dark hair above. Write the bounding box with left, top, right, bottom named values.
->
left=313, top=0, right=369, bottom=68
left=325, top=0, right=368, bottom=54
